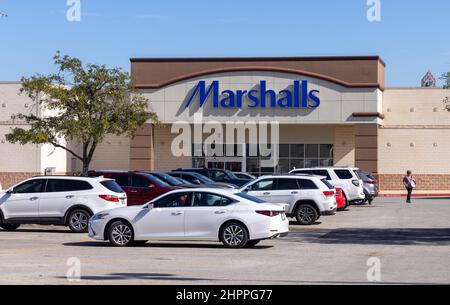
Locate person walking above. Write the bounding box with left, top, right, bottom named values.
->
left=403, top=170, right=416, bottom=203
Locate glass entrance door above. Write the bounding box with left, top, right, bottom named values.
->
left=206, top=158, right=243, bottom=172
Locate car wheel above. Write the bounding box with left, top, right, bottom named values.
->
left=68, top=209, right=90, bottom=233
left=245, top=240, right=261, bottom=247
left=1, top=224, right=20, bottom=231
left=220, top=222, right=249, bottom=248
left=108, top=220, right=134, bottom=247
left=295, top=204, right=318, bottom=225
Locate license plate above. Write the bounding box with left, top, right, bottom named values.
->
left=281, top=213, right=286, bottom=220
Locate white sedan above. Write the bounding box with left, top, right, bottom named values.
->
left=88, top=188, right=289, bottom=248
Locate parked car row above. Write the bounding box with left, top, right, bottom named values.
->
left=0, top=166, right=377, bottom=248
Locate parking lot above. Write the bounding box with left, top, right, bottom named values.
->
left=1, top=196, right=449, bottom=285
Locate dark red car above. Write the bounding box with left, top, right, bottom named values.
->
left=88, top=171, right=179, bottom=206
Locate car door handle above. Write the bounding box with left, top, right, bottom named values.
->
left=291, top=191, right=298, bottom=194
left=263, top=192, right=271, bottom=195
left=29, top=197, right=39, bottom=201
left=215, top=210, right=226, bottom=214
left=66, top=195, right=75, bottom=199
left=171, top=211, right=183, bottom=216
left=130, top=190, right=139, bottom=193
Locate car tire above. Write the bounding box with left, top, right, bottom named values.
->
left=245, top=240, right=261, bottom=247
left=67, top=209, right=91, bottom=233
left=107, top=220, right=134, bottom=247
left=1, top=224, right=20, bottom=231
left=295, top=204, right=318, bottom=225
left=220, top=222, right=249, bottom=248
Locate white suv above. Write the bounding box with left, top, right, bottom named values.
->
left=289, top=167, right=365, bottom=207
left=240, top=175, right=337, bottom=225
left=0, top=176, right=127, bottom=233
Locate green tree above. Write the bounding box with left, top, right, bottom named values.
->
left=6, top=52, right=158, bottom=176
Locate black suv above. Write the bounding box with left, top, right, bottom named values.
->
left=171, top=168, right=252, bottom=187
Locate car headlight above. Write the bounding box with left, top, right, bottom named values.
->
left=91, top=212, right=109, bottom=220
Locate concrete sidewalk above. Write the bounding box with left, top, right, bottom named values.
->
left=379, top=190, right=450, bottom=197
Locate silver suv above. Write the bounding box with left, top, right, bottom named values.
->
left=240, top=175, right=337, bottom=225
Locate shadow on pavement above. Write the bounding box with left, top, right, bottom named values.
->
left=297, top=228, right=450, bottom=246
left=56, top=272, right=212, bottom=281
left=63, top=241, right=273, bottom=249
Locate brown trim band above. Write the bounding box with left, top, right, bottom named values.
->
left=130, top=55, right=386, bottom=67
left=352, top=112, right=385, bottom=119
left=133, top=66, right=385, bottom=90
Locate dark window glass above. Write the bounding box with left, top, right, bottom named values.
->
left=297, top=179, right=319, bottom=190
left=305, top=144, right=319, bottom=158
left=279, top=144, right=290, bottom=158
left=290, top=144, right=305, bottom=158
left=304, top=159, right=319, bottom=168
left=100, top=180, right=124, bottom=193
left=321, top=179, right=335, bottom=190
left=235, top=193, right=266, bottom=203
left=13, top=179, right=45, bottom=194
left=180, top=174, right=196, bottom=184
left=210, top=170, right=227, bottom=181
left=192, top=192, right=234, bottom=207
left=277, top=159, right=290, bottom=173
left=334, top=170, right=354, bottom=180
left=45, top=179, right=93, bottom=192
left=131, top=175, right=152, bottom=188
left=320, top=144, right=334, bottom=158
left=251, top=179, right=274, bottom=191
left=290, top=159, right=304, bottom=170
left=110, top=174, right=129, bottom=187
left=275, top=178, right=299, bottom=190
left=311, top=170, right=332, bottom=180
left=154, top=192, right=192, bottom=208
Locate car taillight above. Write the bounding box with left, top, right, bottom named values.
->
left=99, top=195, right=119, bottom=203
left=256, top=210, right=281, bottom=217
left=364, top=180, right=377, bottom=184
left=352, top=179, right=360, bottom=187
left=323, top=191, right=335, bottom=197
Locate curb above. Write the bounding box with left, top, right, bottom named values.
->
left=379, top=193, right=450, bottom=197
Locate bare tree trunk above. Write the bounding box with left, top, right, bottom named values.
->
left=81, top=159, right=90, bottom=177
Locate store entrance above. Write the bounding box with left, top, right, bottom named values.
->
left=206, top=158, right=243, bottom=172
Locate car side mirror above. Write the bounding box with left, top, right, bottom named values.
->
left=6, top=189, right=13, bottom=194
left=243, top=186, right=252, bottom=193
left=147, top=184, right=155, bottom=190
left=193, top=179, right=201, bottom=185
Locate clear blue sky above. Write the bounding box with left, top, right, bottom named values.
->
left=1, top=0, right=449, bottom=86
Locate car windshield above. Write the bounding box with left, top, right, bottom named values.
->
left=224, top=170, right=238, bottom=179
left=192, top=173, right=215, bottom=183
left=235, top=193, right=266, bottom=203
left=154, top=173, right=184, bottom=186
left=143, top=174, right=171, bottom=187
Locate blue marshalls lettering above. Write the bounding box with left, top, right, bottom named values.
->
left=185, top=80, right=320, bottom=109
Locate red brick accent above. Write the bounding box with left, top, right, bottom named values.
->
left=378, top=174, right=450, bottom=191
left=0, top=172, right=41, bottom=190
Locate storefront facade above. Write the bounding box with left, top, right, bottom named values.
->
left=1, top=56, right=450, bottom=192
left=128, top=56, right=383, bottom=176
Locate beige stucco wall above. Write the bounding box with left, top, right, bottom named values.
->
left=334, top=126, right=355, bottom=167
left=379, top=88, right=450, bottom=174
left=153, top=125, right=191, bottom=171
left=89, top=135, right=131, bottom=171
